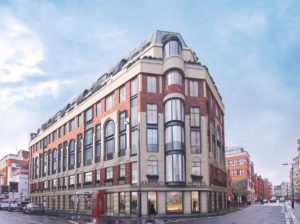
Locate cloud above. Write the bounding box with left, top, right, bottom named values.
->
left=0, top=12, right=44, bottom=83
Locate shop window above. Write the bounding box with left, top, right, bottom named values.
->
left=166, top=192, right=183, bottom=213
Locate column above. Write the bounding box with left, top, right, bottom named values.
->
left=184, top=191, right=191, bottom=214
left=157, top=191, right=166, bottom=215
left=141, top=192, right=148, bottom=216
left=200, top=191, right=208, bottom=213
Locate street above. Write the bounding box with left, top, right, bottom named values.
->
left=0, top=203, right=292, bottom=224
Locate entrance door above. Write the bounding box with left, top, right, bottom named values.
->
left=92, top=191, right=104, bottom=215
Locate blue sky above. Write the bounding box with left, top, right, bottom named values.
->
left=0, top=0, right=299, bottom=185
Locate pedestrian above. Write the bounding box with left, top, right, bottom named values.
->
left=192, top=200, right=197, bottom=212
left=149, top=203, right=156, bottom=218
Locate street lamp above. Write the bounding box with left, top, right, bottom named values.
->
left=283, top=163, right=294, bottom=209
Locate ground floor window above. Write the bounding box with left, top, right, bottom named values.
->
left=69, top=195, right=75, bottom=209
left=131, top=192, right=138, bottom=214
left=166, top=191, right=183, bottom=213
left=84, top=194, right=92, bottom=210
left=119, top=192, right=125, bottom=213
left=147, top=192, right=157, bottom=215
left=191, top=191, right=200, bottom=212
left=105, top=193, right=114, bottom=214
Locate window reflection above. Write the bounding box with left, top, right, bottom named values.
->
left=166, top=191, right=183, bottom=213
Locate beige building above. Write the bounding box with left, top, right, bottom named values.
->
left=28, top=30, right=227, bottom=217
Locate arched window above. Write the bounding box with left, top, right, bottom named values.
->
left=105, top=120, right=115, bottom=160
left=69, top=139, right=75, bottom=169
left=166, top=70, right=183, bottom=86
left=52, top=148, right=57, bottom=174
left=163, top=38, right=182, bottom=59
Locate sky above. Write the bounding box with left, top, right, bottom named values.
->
left=0, top=0, right=299, bottom=185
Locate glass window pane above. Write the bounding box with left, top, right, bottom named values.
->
left=131, top=162, right=138, bottom=184
left=148, top=192, right=157, bottom=213
left=131, top=98, right=138, bottom=126
left=120, top=85, right=126, bottom=102
left=131, top=78, right=137, bottom=96
left=166, top=192, right=183, bottom=213
left=131, top=130, right=139, bottom=155
left=191, top=192, right=199, bottom=212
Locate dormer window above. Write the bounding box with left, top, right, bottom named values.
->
left=163, top=37, right=182, bottom=59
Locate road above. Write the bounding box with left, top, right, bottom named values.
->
left=0, top=203, right=288, bottom=224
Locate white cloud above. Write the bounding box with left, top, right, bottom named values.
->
left=0, top=12, right=44, bottom=83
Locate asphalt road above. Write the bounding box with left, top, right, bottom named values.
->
left=0, top=204, right=287, bottom=224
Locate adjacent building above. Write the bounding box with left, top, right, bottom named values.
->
left=28, top=30, right=227, bottom=217
left=0, top=150, right=29, bottom=202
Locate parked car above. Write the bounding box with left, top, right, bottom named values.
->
left=8, top=203, right=23, bottom=212
left=279, top=197, right=286, bottom=202
left=270, top=197, right=277, bottom=203
left=263, top=199, right=268, bottom=203
left=23, top=203, right=45, bottom=215
left=0, top=202, right=9, bottom=211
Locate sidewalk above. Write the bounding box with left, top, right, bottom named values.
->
left=285, top=202, right=300, bottom=224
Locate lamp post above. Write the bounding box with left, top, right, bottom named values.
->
left=283, top=163, right=294, bottom=209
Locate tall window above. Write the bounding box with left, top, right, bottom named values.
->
left=131, top=97, right=138, bottom=126
left=119, top=192, right=125, bottom=213
left=147, top=104, right=157, bottom=124
left=190, top=108, right=200, bottom=127
left=130, top=78, right=137, bottom=96
left=43, top=151, right=47, bottom=176
left=120, top=164, right=125, bottom=177
left=52, top=130, right=57, bottom=142
left=84, top=172, right=92, bottom=184
left=131, top=129, right=139, bottom=155
left=84, top=128, right=93, bottom=166
left=166, top=192, right=183, bottom=213
left=105, top=93, right=114, bottom=111
left=77, top=113, right=82, bottom=127
left=165, top=99, right=184, bottom=123
left=57, top=145, right=61, bottom=173
left=147, top=158, right=158, bottom=176
left=192, top=161, right=201, bottom=176
left=95, top=124, right=101, bottom=163
left=69, top=140, right=75, bottom=169
left=106, top=167, right=113, bottom=180
left=105, top=120, right=115, bottom=160
left=191, top=192, right=200, bottom=212
left=166, top=70, right=182, bottom=86
left=63, top=142, right=67, bottom=171
left=52, top=149, right=57, bottom=174
left=119, top=85, right=126, bottom=102
left=147, top=129, right=158, bottom=152
left=166, top=154, right=185, bottom=182
left=69, top=119, right=75, bottom=132
left=69, top=175, right=75, bottom=187
left=131, top=162, right=138, bottom=184
left=147, top=76, right=156, bottom=93
left=119, top=112, right=126, bottom=157
left=191, top=131, right=201, bottom=154
left=77, top=134, right=82, bottom=168
left=165, top=125, right=184, bottom=151
left=96, top=102, right=101, bottom=116
left=85, top=107, right=93, bottom=123
left=189, top=80, right=199, bottom=97
left=163, top=39, right=182, bottom=58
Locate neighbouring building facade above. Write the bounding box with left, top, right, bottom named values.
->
left=0, top=150, right=29, bottom=202
left=28, top=30, right=227, bottom=217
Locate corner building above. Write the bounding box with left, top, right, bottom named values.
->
left=29, top=31, right=226, bottom=217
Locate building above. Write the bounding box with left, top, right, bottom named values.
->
left=274, top=182, right=290, bottom=200
left=290, top=156, right=300, bottom=201
left=225, top=147, right=253, bottom=203
left=28, top=30, right=227, bottom=217
left=263, top=179, right=272, bottom=200
left=0, top=150, right=29, bottom=202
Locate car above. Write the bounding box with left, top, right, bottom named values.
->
left=0, top=202, right=9, bottom=211
left=23, top=203, right=45, bottom=215
left=270, top=197, right=277, bottom=203
left=8, top=203, right=23, bottom=212
left=279, top=197, right=285, bottom=202
left=263, top=199, right=268, bottom=203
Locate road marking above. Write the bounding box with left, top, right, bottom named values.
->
left=68, top=221, right=79, bottom=224
left=28, top=221, right=43, bottom=224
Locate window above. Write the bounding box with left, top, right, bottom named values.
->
left=96, top=169, right=100, bottom=182
left=119, top=192, right=125, bottom=213
left=119, top=111, right=126, bottom=132
left=85, top=107, right=93, bottom=123
left=190, top=108, right=200, bottom=127
left=189, top=80, right=199, bottom=97
left=69, top=119, right=75, bottom=132
left=105, top=120, right=115, bottom=160
left=147, top=104, right=157, bottom=124
left=95, top=124, right=101, bottom=163
left=106, top=167, right=113, bottom=180
left=165, top=99, right=184, bottom=123
left=105, top=93, right=114, bottom=111
left=96, top=102, right=101, bottom=116
left=63, top=124, right=67, bottom=135
left=147, top=129, right=158, bottom=152
left=120, top=164, right=125, bottom=177
left=69, top=140, right=75, bottom=169
left=84, top=147, right=92, bottom=166
left=57, top=146, right=61, bottom=173
left=106, top=193, right=114, bottom=214
left=163, top=39, right=182, bottom=58
left=119, top=111, right=126, bottom=157
left=69, top=175, right=75, bottom=186
left=63, top=142, right=67, bottom=171
left=77, top=134, right=82, bottom=168
left=131, top=78, right=137, bottom=96
left=191, top=131, right=201, bottom=153
left=147, top=76, right=156, bottom=93
left=147, top=159, right=158, bottom=175
left=69, top=195, right=75, bottom=209
left=77, top=113, right=82, bottom=127
left=131, top=162, right=138, bottom=184
left=131, top=129, right=139, bottom=155
left=84, top=172, right=92, bottom=183
left=166, top=154, right=185, bottom=182
left=52, top=130, right=57, bottom=142
left=84, top=128, right=93, bottom=146
left=166, top=70, right=182, bottom=86
left=131, top=192, right=138, bottom=214
left=191, top=192, right=200, bottom=212
left=165, top=125, right=184, bottom=151
left=119, top=85, right=126, bottom=102
left=148, top=192, right=157, bottom=213
left=192, top=161, right=201, bottom=176
left=166, top=192, right=183, bottom=213
left=119, top=134, right=126, bottom=157
left=77, top=173, right=82, bottom=185
left=52, top=149, right=57, bottom=174
left=131, top=97, right=138, bottom=126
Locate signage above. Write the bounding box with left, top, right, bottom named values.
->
left=140, top=181, right=207, bottom=187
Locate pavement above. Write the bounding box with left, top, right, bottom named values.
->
left=0, top=203, right=288, bottom=224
